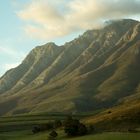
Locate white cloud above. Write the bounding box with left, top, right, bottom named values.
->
left=17, top=0, right=140, bottom=40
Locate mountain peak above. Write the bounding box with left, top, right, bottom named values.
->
left=44, top=42, right=57, bottom=47
left=35, top=42, right=58, bottom=51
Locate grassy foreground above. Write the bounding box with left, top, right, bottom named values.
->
left=0, top=111, right=139, bottom=140
left=0, top=130, right=140, bottom=140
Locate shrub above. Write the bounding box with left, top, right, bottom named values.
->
left=49, top=130, right=58, bottom=137
left=64, top=116, right=87, bottom=136
left=32, top=122, right=54, bottom=134
left=108, top=111, right=112, bottom=114
left=87, top=124, right=95, bottom=133
left=48, top=130, right=58, bottom=140
left=78, top=123, right=87, bottom=135
left=32, top=126, right=40, bottom=134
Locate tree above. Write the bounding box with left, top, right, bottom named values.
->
left=48, top=130, right=58, bottom=140
left=78, top=123, right=87, bottom=135
left=64, top=116, right=87, bottom=136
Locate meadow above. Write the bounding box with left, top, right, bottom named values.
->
left=0, top=112, right=140, bottom=140
left=0, top=130, right=140, bottom=140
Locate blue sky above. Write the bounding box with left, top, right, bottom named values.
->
left=0, top=0, right=140, bottom=77
left=0, top=0, right=81, bottom=76
left=0, top=0, right=44, bottom=76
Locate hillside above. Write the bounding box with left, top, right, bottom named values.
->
left=0, top=19, right=140, bottom=116
left=85, top=99, right=140, bottom=131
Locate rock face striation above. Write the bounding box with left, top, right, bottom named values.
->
left=0, top=19, right=140, bottom=115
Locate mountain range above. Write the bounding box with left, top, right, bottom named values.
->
left=0, top=19, right=140, bottom=116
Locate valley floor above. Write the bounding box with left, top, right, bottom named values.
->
left=0, top=130, right=140, bottom=140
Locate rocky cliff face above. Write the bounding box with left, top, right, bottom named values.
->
left=0, top=19, right=140, bottom=115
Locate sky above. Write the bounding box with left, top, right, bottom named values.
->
left=0, top=0, right=140, bottom=77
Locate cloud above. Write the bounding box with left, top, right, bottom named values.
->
left=17, top=0, right=68, bottom=40
left=17, top=0, right=140, bottom=40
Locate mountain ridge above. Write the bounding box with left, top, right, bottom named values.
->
left=0, top=19, right=140, bottom=116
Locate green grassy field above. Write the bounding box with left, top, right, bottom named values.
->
left=67, top=133, right=140, bottom=140
left=0, top=111, right=100, bottom=133
left=0, top=130, right=140, bottom=140
left=0, top=112, right=140, bottom=140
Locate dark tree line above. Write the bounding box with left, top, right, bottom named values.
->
left=64, top=116, right=87, bottom=136
left=32, top=116, right=94, bottom=139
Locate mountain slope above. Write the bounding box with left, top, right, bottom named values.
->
left=0, top=19, right=140, bottom=115
left=85, top=99, right=140, bottom=131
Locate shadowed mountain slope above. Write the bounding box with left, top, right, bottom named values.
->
left=0, top=19, right=140, bottom=115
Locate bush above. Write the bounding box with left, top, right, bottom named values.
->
left=32, top=122, right=54, bottom=134
left=64, top=116, right=87, bottom=136
left=78, top=123, right=87, bottom=135
left=49, top=130, right=58, bottom=137
left=32, top=126, right=40, bottom=134
left=108, top=111, right=112, bottom=114
left=87, top=124, right=95, bottom=133
left=48, top=130, right=58, bottom=140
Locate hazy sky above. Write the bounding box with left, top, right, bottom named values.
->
left=0, top=0, right=140, bottom=77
